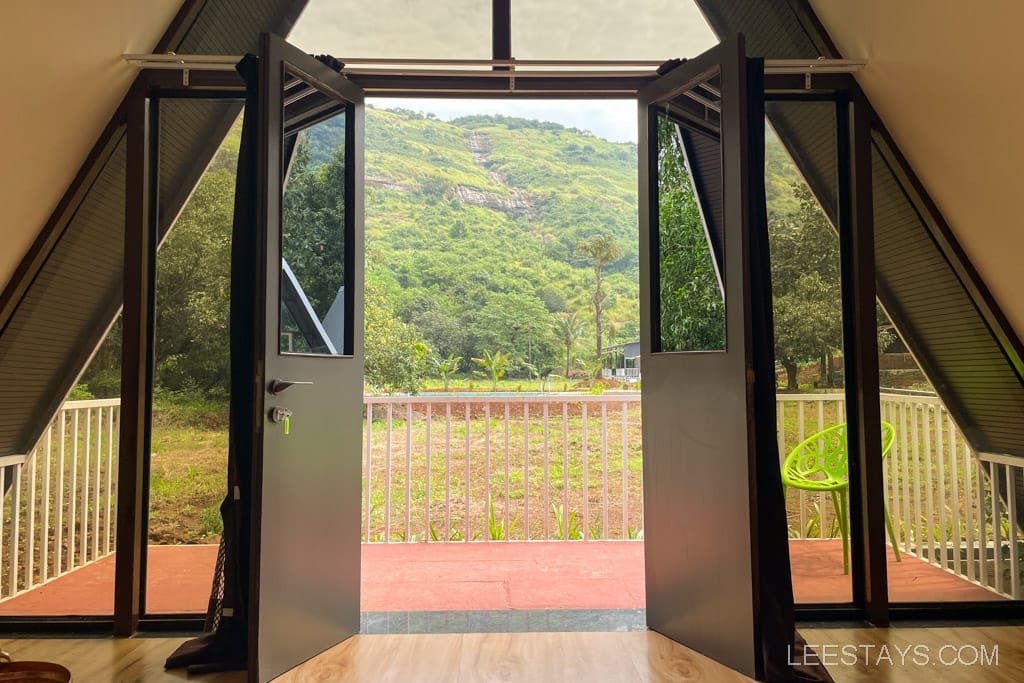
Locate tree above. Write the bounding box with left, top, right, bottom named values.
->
left=773, top=273, right=841, bottom=390
left=551, top=311, right=584, bottom=376
left=473, top=292, right=555, bottom=370
left=576, top=235, right=623, bottom=359
left=432, top=353, right=461, bottom=392
left=364, top=277, right=432, bottom=393
left=472, top=350, right=511, bottom=391
left=150, top=168, right=235, bottom=398
left=768, top=183, right=844, bottom=390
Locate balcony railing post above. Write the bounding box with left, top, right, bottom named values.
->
left=9, top=462, right=20, bottom=596
left=899, top=401, right=911, bottom=556
left=26, top=447, right=36, bottom=590
left=992, top=464, right=1004, bottom=595
left=464, top=402, right=471, bottom=541
left=503, top=402, right=510, bottom=540
left=405, top=403, right=412, bottom=542
left=522, top=403, right=529, bottom=540
left=621, top=401, right=629, bottom=538
left=364, top=402, right=373, bottom=542
left=561, top=402, right=568, bottom=539
left=600, top=402, right=609, bottom=539
left=1005, top=464, right=1020, bottom=599
left=384, top=403, right=393, bottom=542
left=581, top=403, right=589, bottom=541
left=483, top=403, right=491, bottom=542
left=542, top=402, right=549, bottom=540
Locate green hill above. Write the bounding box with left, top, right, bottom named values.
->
left=354, top=107, right=642, bottom=370
left=97, top=103, right=827, bottom=400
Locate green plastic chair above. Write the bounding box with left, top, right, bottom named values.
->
left=781, top=422, right=902, bottom=574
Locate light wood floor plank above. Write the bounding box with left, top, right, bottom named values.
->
left=801, top=626, right=1024, bottom=683
left=1, top=627, right=1022, bottom=682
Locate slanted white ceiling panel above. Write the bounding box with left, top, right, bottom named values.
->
left=0, top=0, right=185, bottom=292
left=811, top=0, right=1024, bottom=338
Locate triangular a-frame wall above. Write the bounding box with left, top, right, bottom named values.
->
left=1, top=0, right=1022, bottom=466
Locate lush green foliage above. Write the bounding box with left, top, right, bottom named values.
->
left=362, top=108, right=641, bottom=375
left=75, top=104, right=854, bottom=399
left=153, top=164, right=235, bottom=398
left=551, top=311, right=584, bottom=377
left=655, top=115, right=726, bottom=352
left=364, top=277, right=431, bottom=393
left=472, top=349, right=512, bottom=391
left=282, top=140, right=347, bottom=320
left=769, top=184, right=843, bottom=389
left=432, top=353, right=461, bottom=392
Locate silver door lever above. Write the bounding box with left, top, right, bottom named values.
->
left=268, top=379, right=314, bottom=395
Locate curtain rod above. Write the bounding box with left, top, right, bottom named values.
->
left=124, top=54, right=865, bottom=75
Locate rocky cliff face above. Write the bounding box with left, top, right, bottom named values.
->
left=444, top=184, right=532, bottom=217
left=444, top=130, right=534, bottom=219
left=366, top=175, right=407, bottom=191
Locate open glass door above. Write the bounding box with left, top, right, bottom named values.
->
left=639, top=35, right=785, bottom=679
left=250, top=33, right=364, bottom=682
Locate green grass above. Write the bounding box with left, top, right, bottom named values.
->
left=147, top=399, right=228, bottom=545
left=363, top=401, right=643, bottom=542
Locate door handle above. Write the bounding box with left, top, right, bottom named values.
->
left=268, top=379, right=314, bottom=395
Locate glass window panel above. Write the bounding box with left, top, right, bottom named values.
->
left=0, top=135, right=127, bottom=617
left=279, top=74, right=351, bottom=356
left=0, top=316, right=123, bottom=617
left=868, top=141, right=1017, bottom=604
left=764, top=104, right=851, bottom=604
left=655, top=112, right=726, bottom=352
left=512, top=0, right=716, bottom=60
left=290, top=0, right=491, bottom=59
left=146, top=100, right=238, bottom=615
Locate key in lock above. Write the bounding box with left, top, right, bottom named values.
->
left=270, top=406, right=293, bottom=435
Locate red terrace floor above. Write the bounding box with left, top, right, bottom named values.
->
left=0, top=540, right=1002, bottom=616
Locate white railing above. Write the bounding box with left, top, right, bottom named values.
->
left=600, top=368, right=640, bottom=380
left=4, top=391, right=1019, bottom=602
left=0, top=399, right=120, bottom=601
left=782, top=391, right=1024, bottom=599
left=362, top=394, right=643, bottom=542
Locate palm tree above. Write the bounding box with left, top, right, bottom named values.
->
left=551, top=311, right=584, bottom=377
left=577, top=235, right=624, bottom=359
left=472, top=350, right=511, bottom=391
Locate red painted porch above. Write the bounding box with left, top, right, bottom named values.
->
left=0, top=540, right=1003, bottom=616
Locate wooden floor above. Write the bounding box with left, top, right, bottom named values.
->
left=2, top=627, right=1023, bottom=682
left=802, top=626, right=1024, bottom=682
left=0, top=540, right=1002, bottom=616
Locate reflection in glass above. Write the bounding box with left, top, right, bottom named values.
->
left=763, top=106, right=851, bottom=604
left=280, top=81, right=348, bottom=356
left=655, top=113, right=725, bottom=352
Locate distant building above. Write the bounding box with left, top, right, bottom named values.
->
left=601, top=341, right=641, bottom=381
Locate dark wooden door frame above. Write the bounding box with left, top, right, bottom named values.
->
left=114, top=81, right=157, bottom=636
left=836, top=89, right=888, bottom=626
left=10, top=60, right=1022, bottom=640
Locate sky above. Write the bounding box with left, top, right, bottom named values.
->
left=369, top=98, right=639, bottom=143
left=289, top=1, right=718, bottom=144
